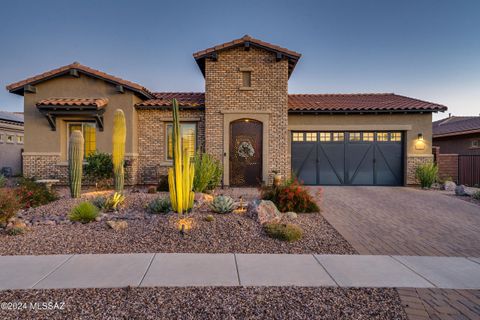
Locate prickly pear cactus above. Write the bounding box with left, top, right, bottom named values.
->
left=69, top=130, right=84, bottom=198
left=210, top=195, right=235, bottom=214
left=112, top=109, right=126, bottom=192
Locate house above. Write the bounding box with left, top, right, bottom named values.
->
left=6, top=35, right=447, bottom=186
left=433, top=116, right=480, bottom=155
left=0, top=111, right=24, bottom=176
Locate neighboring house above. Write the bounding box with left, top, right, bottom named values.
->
left=433, top=116, right=480, bottom=155
left=0, top=111, right=24, bottom=176
left=6, top=35, right=447, bottom=186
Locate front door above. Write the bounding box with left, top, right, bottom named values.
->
left=230, top=119, right=263, bottom=186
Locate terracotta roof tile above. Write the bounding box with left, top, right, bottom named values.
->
left=36, top=98, right=109, bottom=109
left=288, top=93, right=447, bottom=112
left=6, top=62, right=154, bottom=98
left=136, top=92, right=446, bottom=113
left=136, top=92, right=205, bottom=108
left=193, top=35, right=301, bottom=59
left=433, top=116, right=480, bottom=137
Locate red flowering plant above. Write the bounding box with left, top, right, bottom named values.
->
left=15, top=178, right=58, bottom=209
left=260, top=178, right=320, bottom=213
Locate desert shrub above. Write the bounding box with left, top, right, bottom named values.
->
left=91, top=196, right=107, bottom=209
left=210, top=195, right=235, bottom=214
left=84, top=151, right=113, bottom=187
left=0, top=189, right=22, bottom=223
left=0, top=174, right=6, bottom=188
left=16, top=178, right=58, bottom=208
left=415, top=163, right=438, bottom=189
left=193, top=152, right=223, bottom=192
left=473, top=190, right=480, bottom=200
left=103, top=192, right=125, bottom=211
left=69, top=202, right=99, bottom=223
left=7, top=227, right=25, bottom=236
left=147, top=197, right=171, bottom=214
left=263, top=222, right=303, bottom=242
left=260, top=179, right=319, bottom=213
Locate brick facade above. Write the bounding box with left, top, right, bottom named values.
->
left=137, top=109, right=205, bottom=184
left=204, top=46, right=289, bottom=185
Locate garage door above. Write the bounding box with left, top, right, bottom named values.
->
left=291, top=131, right=404, bottom=186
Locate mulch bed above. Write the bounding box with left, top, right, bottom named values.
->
left=0, top=188, right=356, bottom=255
left=0, top=287, right=407, bottom=320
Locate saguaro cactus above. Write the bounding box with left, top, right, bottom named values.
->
left=112, top=109, right=126, bottom=192
left=168, top=99, right=195, bottom=215
left=69, top=130, right=84, bottom=198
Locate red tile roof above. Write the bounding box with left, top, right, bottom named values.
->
left=288, top=93, right=447, bottom=112
left=193, top=35, right=301, bottom=78
left=136, top=92, right=447, bottom=113
left=36, top=98, right=109, bottom=109
left=136, top=92, right=205, bottom=108
left=433, top=116, right=480, bottom=137
left=6, top=62, right=154, bottom=98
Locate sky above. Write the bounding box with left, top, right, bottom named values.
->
left=0, top=0, right=479, bottom=120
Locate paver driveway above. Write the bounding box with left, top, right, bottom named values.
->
left=318, top=187, right=480, bottom=257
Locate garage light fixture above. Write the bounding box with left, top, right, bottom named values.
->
left=417, top=133, right=424, bottom=141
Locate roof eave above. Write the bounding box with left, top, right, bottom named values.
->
left=433, top=128, right=480, bottom=138
left=288, top=108, right=446, bottom=114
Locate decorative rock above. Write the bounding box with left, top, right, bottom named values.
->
left=285, top=212, right=298, bottom=219
left=455, top=185, right=476, bottom=196
left=195, top=193, right=214, bottom=206
left=5, top=219, right=28, bottom=233
left=106, top=220, right=128, bottom=231
left=247, top=200, right=281, bottom=225
left=43, top=220, right=56, bottom=226
left=444, top=181, right=456, bottom=191
left=95, top=216, right=102, bottom=222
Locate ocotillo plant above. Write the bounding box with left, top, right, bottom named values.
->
left=112, top=109, right=126, bottom=192
left=168, top=99, right=195, bottom=215
left=69, top=130, right=84, bottom=198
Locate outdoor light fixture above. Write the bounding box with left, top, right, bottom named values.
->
left=417, top=133, right=424, bottom=141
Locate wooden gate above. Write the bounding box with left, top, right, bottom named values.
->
left=458, top=155, right=480, bottom=187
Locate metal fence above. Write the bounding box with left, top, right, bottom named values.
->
left=458, top=155, right=480, bottom=187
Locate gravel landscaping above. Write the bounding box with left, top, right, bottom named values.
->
left=0, top=188, right=355, bottom=255
left=0, top=287, right=407, bottom=320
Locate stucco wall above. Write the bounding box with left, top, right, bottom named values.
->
left=0, top=122, right=24, bottom=175
left=204, top=46, right=289, bottom=185
left=288, top=112, right=434, bottom=184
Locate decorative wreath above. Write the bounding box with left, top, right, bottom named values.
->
left=237, top=141, right=255, bottom=159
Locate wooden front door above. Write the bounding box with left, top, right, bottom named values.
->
left=229, top=119, right=263, bottom=186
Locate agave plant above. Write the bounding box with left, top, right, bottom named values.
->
left=210, top=195, right=235, bottom=214
left=104, top=192, right=125, bottom=211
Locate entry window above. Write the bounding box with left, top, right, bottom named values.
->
left=6, top=135, right=14, bottom=143
left=292, top=132, right=304, bottom=142
left=17, top=136, right=24, bottom=144
left=332, top=132, right=344, bottom=141
left=471, top=140, right=479, bottom=149
left=305, top=132, right=317, bottom=141
left=377, top=132, right=389, bottom=142
left=363, top=132, right=374, bottom=142
left=349, top=132, right=361, bottom=141
left=319, top=132, right=331, bottom=142
left=390, top=132, right=402, bottom=142
left=166, top=123, right=197, bottom=160
left=242, top=71, right=252, bottom=88
left=68, top=123, right=96, bottom=157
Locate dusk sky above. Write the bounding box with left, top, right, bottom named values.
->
left=1, top=0, right=479, bottom=120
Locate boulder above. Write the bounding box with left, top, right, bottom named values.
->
left=444, top=181, right=456, bottom=191
left=195, top=193, right=214, bottom=206
left=5, top=218, right=28, bottom=234
left=455, top=185, right=476, bottom=197
left=106, top=220, right=128, bottom=231
left=247, top=200, right=281, bottom=225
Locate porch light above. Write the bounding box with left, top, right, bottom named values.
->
left=417, top=133, right=424, bottom=141
left=245, top=119, right=250, bottom=122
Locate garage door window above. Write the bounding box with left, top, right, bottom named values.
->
left=377, top=132, right=389, bottom=141
left=349, top=132, right=361, bottom=141
left=292, top=132, right=304, bottom=142
left=363, top=132, right=374, bottom=142
left=305, top=132, right=317, bottom=141
left=390, top=132, right=402, bottom=142
left=332, top=132, right=344, bottom=141
left=319, top=132, right=331, bottom=142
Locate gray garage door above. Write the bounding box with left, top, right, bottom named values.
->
left=291, top=131, right=404, bottom=186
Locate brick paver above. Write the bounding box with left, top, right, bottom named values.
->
left=318, top=187, right=480, bottom=257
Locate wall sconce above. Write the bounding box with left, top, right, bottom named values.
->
left=415, top=133, right=425, bottom=150
left=417, top=133, right=424, bottom=141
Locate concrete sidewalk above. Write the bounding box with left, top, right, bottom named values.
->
left=1, top=253, right=480, bottom=290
